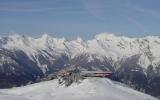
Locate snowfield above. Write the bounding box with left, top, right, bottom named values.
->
left=0, top=78, right=158, bottom=100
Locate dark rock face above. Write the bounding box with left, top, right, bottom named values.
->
left=116, top=55, right=148, bottom=90
left=0, top=49, right=43, bottom=88
left=146, top=76, right=160, bottom=96
left=146, top=65, right=160, bottom=97
left=0, top=49, right=160, bottom=97
left=115, top=55, right=160, bottom=97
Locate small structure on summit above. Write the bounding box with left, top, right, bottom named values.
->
left=57, top=68, right=112, bottom=86
left=81, top=71, right=112, bottom=77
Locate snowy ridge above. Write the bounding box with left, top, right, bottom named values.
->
left=0, top=32, right=160, bottom=70
left=0, top=78, right=158, bottom=100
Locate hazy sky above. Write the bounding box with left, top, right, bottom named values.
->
left=0, top=0, right=160, bottom=39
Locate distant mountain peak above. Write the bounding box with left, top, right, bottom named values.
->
left=76, top=36, right=83, bottom=42
left=41, top=33, right=50, bottom=40
left=95, top=32, right=118, bottom=41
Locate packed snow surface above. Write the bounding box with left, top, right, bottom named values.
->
left=0, top=78, right=157, bottom=100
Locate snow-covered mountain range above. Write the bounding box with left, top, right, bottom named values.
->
left=1, top=33, right=160, bottom=70
left=0, top=78, right=158, bottom=100
left=0, top=33, right=160, bottom=97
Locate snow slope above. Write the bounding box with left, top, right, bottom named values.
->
left=0, top=78, right=157, bottom=100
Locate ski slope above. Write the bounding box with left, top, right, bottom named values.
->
left=0, top=78, right=157, bottom=100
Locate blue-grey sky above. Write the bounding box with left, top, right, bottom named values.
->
left=0, top=0, right=160, bottom=39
